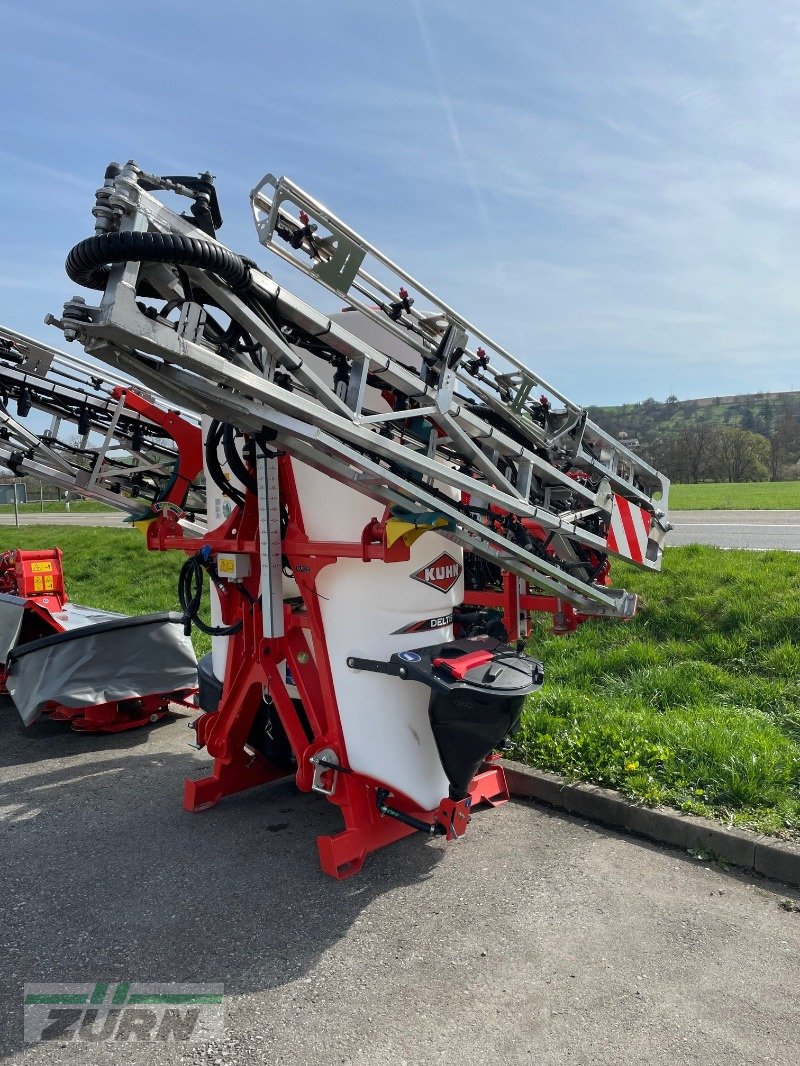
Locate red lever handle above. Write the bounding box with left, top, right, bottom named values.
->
left=432, top=649, right=494, bottom=681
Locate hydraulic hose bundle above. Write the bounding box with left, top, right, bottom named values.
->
left=178, top=547, right=243, bottom=638
left=66, top=231, right=254, bottom=295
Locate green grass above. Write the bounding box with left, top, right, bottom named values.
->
left=0, top=526, right=210, bottom=659
left=510, top=545, right=800, bottom=838
left=1, top=528, right=798, bottom=838
left=0, top=501, right=115, bottom=514
left=670, top=481, right=800, bottom=510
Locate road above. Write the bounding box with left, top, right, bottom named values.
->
left=669, top=509, right=800, bottom=550
left=1, top=509, right=799, bottom=553
left=1, top=705, right=800, bottom=1065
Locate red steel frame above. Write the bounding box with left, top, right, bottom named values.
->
left=147, top=455, right=508, bottom=877
left=463, top=503, right=613, bottom=640
left=123, top=404, right=618, bottom=874
left=464, top=574, right=594, bottom=640
left=110, top=386, right=204, bottom=514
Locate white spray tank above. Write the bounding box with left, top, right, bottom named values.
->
left=291, top=464, right=462, bottom=811
left=204, top=312, right=464, bottom=809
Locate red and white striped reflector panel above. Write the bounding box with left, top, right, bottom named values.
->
left=606, top=496, right=651, bottom=564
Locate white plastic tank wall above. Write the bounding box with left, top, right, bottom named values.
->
left=293, top=461, right=459, bottom=811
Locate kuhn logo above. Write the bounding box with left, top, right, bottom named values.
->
left=411, top=553, right=462, bottom=594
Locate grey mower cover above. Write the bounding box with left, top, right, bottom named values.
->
left=0, top=592, right=127, bottom=662
left=0, top=594, right=26, bottom=662
left=7, top=612, right=197, bottom=726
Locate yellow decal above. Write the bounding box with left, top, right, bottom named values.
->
left=44, top=575, right=54, bottom=591
left=218, top=558, right=235, bottom=574
left=33, top=576, right=44, bottom=592
left=30, top=561, right=53, bottom=573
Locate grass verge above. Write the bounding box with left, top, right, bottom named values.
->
left=670, top=480, right=800, bottom=510
left=1, top=528, right=798, bottom=838
left=0, top=501, right=116, bottom=514
left=511, top=546, right=800, bottom=838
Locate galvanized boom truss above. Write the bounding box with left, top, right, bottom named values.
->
left=45, top=161, right=670, bottom=617
left=0, top=324, right=204, bottom=522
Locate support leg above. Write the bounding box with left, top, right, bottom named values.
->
left=316, top=776, right=419, bottom=879
left=184, top=748, right=289, bottom=812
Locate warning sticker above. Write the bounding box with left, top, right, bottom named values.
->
left=33, top=576, right=44, bottom=592
left=30, top=561, right=53, bottom=574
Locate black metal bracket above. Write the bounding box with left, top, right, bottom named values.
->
left=375, top=788, right=443, bottom=837
left=346, top=655, right=405, bottom=678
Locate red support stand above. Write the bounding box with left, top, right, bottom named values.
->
left=184, top=749, right=287, bottom=812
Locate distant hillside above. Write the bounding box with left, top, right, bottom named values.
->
left=588, top=390, right=800, bottom=445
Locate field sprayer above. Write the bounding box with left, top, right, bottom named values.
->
left=21, top=160, right=668, bottom=876
left=0, top=325, right=198, bottom=731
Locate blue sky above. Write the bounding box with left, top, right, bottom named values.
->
left=2, top=0, right=800, bottom=405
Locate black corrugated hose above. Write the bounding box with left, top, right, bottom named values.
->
left=65, top=231, right=253, bottom=295
left=204, top=419, right=245, bottom=508
left=178, top=550, right=243, bottom=638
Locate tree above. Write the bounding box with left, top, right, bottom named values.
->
left=760, top=397, right=774, bottom=437
left=740, top=406, right=757, bottom=433
left=681, top=424, right=722, bottom=483
left=770, top=407, right=800, bottom=480
left=711, top=427, right=770, bottom=483
left=647, top=423, right=720, bottom=483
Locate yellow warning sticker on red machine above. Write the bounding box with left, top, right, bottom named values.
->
left=33, top=576, right=44, bottom=592
left=29, top=561, right=53, bottom=573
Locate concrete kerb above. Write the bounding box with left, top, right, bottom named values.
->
left=501, top=759, right=800, bottom=887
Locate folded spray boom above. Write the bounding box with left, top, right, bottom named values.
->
left=49, top=161, right=670, bottom=618
left=0, top=324, right=205, bottom=524
left=12, top=161, right=672, bottom=876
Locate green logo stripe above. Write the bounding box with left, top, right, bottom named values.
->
left=90, top=982, right=108, bottom=1005
left=24, top=994, right=88, bottom=1005
left=111, top=982, right=130, bottom=1006
left=127, top=994, right=223, bottom=1004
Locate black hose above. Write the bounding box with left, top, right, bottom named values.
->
left=204, top=419, right=245, bottom=508
left=178, top=552, right=243, bottom=637
left=66, top=231, right=252, bottom=294
left=222, top=424, right=257, bottom=494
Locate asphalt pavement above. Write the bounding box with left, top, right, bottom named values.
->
left=2, top=508, right=799, bottom=553
left=2, top=702, right=800, bottom=1065
left=669, top=509, right=800, bottom=550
